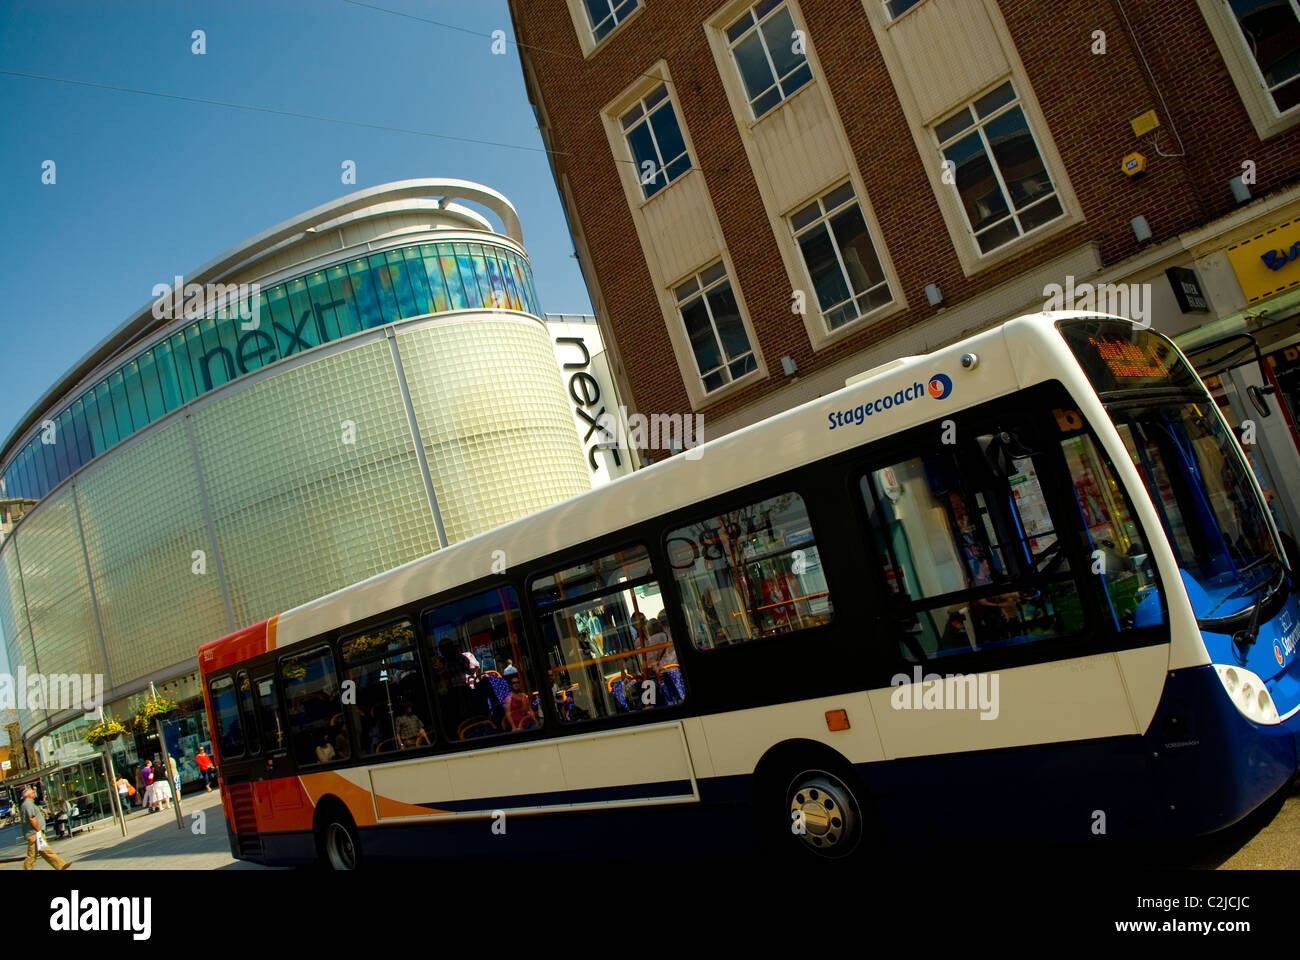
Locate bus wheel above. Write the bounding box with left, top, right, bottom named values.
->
left=316, top=807, right=361, bottom=870
left=774, top=764, right=868, bottom=858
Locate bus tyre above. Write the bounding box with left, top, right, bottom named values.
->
left=763, top=763, right=869, bottom=861
left=316, top=806, right=361, bottom=871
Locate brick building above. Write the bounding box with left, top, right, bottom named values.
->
left=509, top=0, right=1300, bottom=537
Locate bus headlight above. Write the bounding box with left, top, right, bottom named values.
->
left=1213, top=664, right=1281, bottom=725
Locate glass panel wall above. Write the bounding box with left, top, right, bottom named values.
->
left=1, top=241, right=539, bottom=502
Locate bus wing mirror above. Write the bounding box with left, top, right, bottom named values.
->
left=975, top=429, right=1035, bottom=478
left=975, top=432, right=1014, bottom=478
left=1247, top=384, right=1272, bottom=418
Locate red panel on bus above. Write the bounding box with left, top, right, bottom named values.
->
left=199, top=618, right=273, bottom=675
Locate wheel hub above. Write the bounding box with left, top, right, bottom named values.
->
left=789, top=773, right=857, bottom=854
left=326, top=822, right=356, bottom=870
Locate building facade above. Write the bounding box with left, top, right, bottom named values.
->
left=0, top=180, right=593, bottom=784
left=509, top=0, right=1300, bottom=543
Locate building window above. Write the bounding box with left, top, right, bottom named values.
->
left=790, top=183, right=892, bottom=331
left=621, top=85, right=691, bottom=199
left=1228, top=0, right=1300, bottom=113
left=935, top=81, right=1064, bottom=254
left=884, top=0, right=923, bottom=20
left=725, top=0, right=813, bottom=119
left=674, top=263, right=757, bottom=393
left=584, top=0, right=639, bottom=43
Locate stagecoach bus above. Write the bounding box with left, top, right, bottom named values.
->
left=200, top=312, right=1300, bottom=868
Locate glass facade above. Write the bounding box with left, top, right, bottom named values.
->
left=0, top=309, right=589, bottom=744
left=1, top=240, right=542, bottom=503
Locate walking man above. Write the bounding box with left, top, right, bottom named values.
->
left=20, top=787, right=69, bottom=871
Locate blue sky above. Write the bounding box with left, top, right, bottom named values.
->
left=0, top=0, right=594, bottom=707
left=0, top=0, right=593, bottom=449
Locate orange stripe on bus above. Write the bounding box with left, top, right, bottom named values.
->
left=375, top=792, right=450, bottom=819
left=266, top=614, right=279, bottom=651
left=297, top=770, right=452, bottom=825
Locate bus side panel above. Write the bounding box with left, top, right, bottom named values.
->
left=868, top=653, right=1136, bottom=760
left=860, top=734, right=1163, bottom=844
left=1116, top=643, right=1171, bottom=734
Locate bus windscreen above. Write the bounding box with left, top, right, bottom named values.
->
left=1056, top=318, right=1199, bottom=394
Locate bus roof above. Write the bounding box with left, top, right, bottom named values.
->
left=200, top=310, right=1129, bottom=664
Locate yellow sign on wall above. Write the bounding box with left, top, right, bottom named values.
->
left=1226, top=215, right=1300, bottom=304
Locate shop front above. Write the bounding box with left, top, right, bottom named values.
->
left=6, top=753, right=117, bottom=831
left=101, top=670, right=213, bottom=796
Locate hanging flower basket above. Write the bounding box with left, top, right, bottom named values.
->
left=85, top=718, right=126, bottom=747
left=130, top=694, right=180, bottom=732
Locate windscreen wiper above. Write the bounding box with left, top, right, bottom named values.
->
left=1232, top=587, right=1267, bottom=664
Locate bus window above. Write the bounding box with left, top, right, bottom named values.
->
left=1111, top=405, right=1282, bottom=621
left=208, top=676, right=244, bottom=759
left=860, top=441, right=1084, bottom=661
left=340, top=620, right=433, bottom=755
left=531, top=545, right=683, bottom=721
left=281, top=647, right=348, bottom=765
left=423, top=586, right=543, bottom=740
left=254, top=674, right=286, bottom=755
left=236, top=672, right=261, bottom=756
left=1059, top=433, right=1163, bottom=629
left=666, top=492, right=832, bottom=650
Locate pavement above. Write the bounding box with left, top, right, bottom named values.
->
left=0, top=788, right=270, bottom=870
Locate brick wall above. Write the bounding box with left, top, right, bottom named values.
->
left=511, top=0, right=1300, bottom=428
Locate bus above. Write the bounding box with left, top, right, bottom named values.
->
left=199, top=311, right=1300, bottom=868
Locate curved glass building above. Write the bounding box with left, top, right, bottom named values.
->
left=0, top=180, right=591, bottom=774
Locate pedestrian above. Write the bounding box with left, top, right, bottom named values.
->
left=133, top=764, right=145, bottom=809
left=167, top=754, right=180, bottom=799
left=20, top=786, right=69, bottom=871
left=195, top=746, right=216, bottom=792
left=115, top=776, right=134, bottom=812
left=141, top=760, right=158, bottom=812
left=153, top=758, right=173, bottom=811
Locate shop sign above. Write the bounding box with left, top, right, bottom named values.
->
left=1165, top=266, right=1209, bottom=313
left=1227, top=215, right=1300, bottom=304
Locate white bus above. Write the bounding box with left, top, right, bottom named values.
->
left=200, top=312, right=1300, bottom=867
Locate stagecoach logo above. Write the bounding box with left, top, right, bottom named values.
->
left=1276, top=608, right=1298, bottom=665
left=827, top=372, right=953, bottom=431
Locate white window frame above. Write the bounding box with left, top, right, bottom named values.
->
left=789, top=183, right=894, bottom=333
left=1198, top=0, right=1300, bottom=139
left=673, top=262, right=760, bottom=394
left=602, top=62, right=768, bottom=409
left=934, top=79, right=1066, bottom=260
left=724, top=0, right=814, bottom=120
left=620, top=85, right=692, bottom=200
left=883, top=0, right=925, bottom=22
left=564, top=0, right=645, bottom=58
